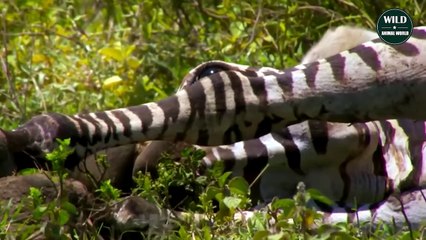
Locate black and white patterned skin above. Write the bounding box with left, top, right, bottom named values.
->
left=3, top=26, right=426, bottom=227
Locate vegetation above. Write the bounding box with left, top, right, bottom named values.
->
left=1, top=0, right=426, bottom=239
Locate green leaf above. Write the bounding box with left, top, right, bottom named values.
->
left=218, top=171, right=232, bottom=187
left=97, top=180, right=122, bottom=200
left=99, top=47, right=123, bottom=61
left=58, top=209, right=70, bottom=225
left=228, top=176, right=249, bottom=196
left=19, top=168, right=39, bottom=175
left=178, top=226, right=190, bottom=240
left=103, top=75, right=123, bottom=88
left=253, top=230, right=269, bottom=240
left=127, top=56, right=141, bottom=69
left=29, top=187, right=42, bottom=205
left=223, top=196, right=242, bottom=209
left=330, top=232, right=358, bottom=240
left=307, top=188, right=334, bottom=206
left=271, top=198, right=295, bottom=211
left=205, top=186, right=221, bottom=201
left=267, top=232, right=286, bottom=240
left=215, top=192, right=225, bottom=202
left=61, top=202, right=77, bottom=215
left=202, top=226, right=212, bottom=240
left=195, top=175, right=207, bottom=185
left=33, top=205, right=48, bottom=219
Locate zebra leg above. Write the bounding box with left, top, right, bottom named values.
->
left=70, top=144, right=138, bottom=192
left=202, top=121, right=382, bottom=203
left=301, top=25, right=377, bottom=64
left=0, top=130, right=16, bottom=176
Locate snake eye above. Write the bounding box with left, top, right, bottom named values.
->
left=196, top=66, right=226, bottom=80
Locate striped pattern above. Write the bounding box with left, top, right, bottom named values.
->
left=191, top=27, right=426, bottom=219
left=202, top=121, right=386, bottom=204
left=201, top=120, right=424, bottom=206
left=5, top=26, right=426, bottom=226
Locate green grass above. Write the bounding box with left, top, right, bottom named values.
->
left=1, top=140, right=425, bottom=239
left=122, top=147, right=426, bottom=240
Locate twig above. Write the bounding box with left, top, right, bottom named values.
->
left=247, top=0, right=263, bottom=45
left=27, top=35, right=48, bottom=113
left=420, top=188, right=426, bottom=202
left=195, top=0, right=229, bottom=20
left=0, top=10, right=24, bottom=121
left=249, top=163, right=269, bottom=189
left=397, top=193, right=414, bottom=240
